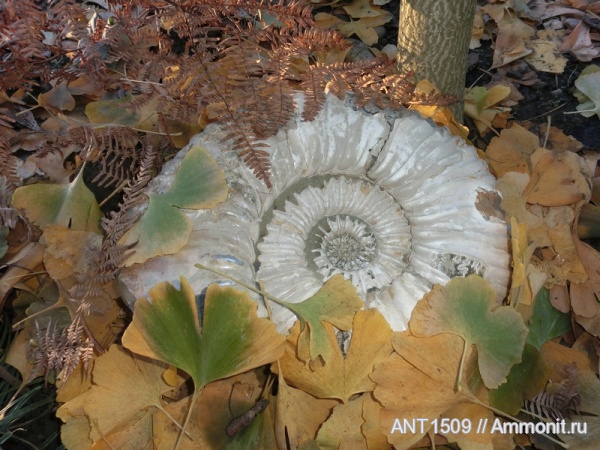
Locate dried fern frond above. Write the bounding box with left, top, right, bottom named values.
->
left=28, top=318, right=94, bottom=384
left=524, top=364, right=581, bottom=420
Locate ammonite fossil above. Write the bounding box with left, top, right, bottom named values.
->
left=119, top=94, right=510, bottom=331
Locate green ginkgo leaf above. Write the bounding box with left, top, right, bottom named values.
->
left=410, top=275, right=528, bottom=389
left=12, top=169, right=101, bottom=233
left=526, top=288, right=571, bottom=350
left=280, top=275, right=364, bottom=364
left=120, top=146, right=228, bottom=266
left=489, top=343, right=550, bottom=415
left=122, top=277, right=285, bottom=390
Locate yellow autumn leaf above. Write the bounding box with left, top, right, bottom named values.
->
left=275, top=309, right=393, bottom=403
left=464, top=85, right=511, bottom=135
left=57, top=345, right=175, bottom=449
left=372, top=333, right=491, bottom=449
left=274, top=376, right=338, bottom=450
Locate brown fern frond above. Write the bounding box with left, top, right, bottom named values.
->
left=28, top=319, right=94, bottom=384
left=77, top=126, right=142, bottom=188
left=0, top=137, right=19, bottom=193
left=524, top=364, right=581, bottom=420
left=224, top=125, right=273, bottom=188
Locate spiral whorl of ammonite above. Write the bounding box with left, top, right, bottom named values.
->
left=119, top=94, right=510, bottom=332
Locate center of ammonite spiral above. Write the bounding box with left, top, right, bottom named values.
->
left=315, top=216, right=377, bottom=273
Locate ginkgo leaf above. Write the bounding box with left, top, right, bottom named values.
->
left=122, top=278, right=285, bottom=390
left=316, top=396, right=367, bottom=449
left=120, top=146, right=228, bottom=266
left=79, top=345, right=172, bottom=445
left=571, top=65, right=600, bottom=118
left=275, top=309, right=393, bottom=403
left=12, top=169, right=102, bottom=233
left=410, top=275, right=528, bottom=389
left=372, top=333, right=491, bottom=449
left=489, top=343, right=551, bottom=415
left=86, top=96, right=160, bottom=131
left=38, top=82, right=76, bottom=112
left=274, top=376, right=338, bottom=450
left=282, top=275, right=363, bottom=363
left=152, top=371, right=276, bottom=449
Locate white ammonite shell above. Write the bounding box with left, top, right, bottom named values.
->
left=119, top=94, right=510, bottom=331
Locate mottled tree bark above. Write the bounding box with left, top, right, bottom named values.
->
left=396, top=0, right=476, bottom=122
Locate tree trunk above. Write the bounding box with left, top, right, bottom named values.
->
left=396, top=0, right=476, bottom=122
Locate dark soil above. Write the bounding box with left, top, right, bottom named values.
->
left=466, top=40, right=600, bottom=152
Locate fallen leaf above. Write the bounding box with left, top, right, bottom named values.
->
left=464, top=85, right=511, bottom=134
left=526, top=288, right=572, bottom=350
left=275, top=309, right=393, bottom=403
left=524, top=148, right=591, bottom=206
left=120, top=146, right=228, bottom=266
left=410, top=275, right=528, bottom=389
left=57, top=345, right=172, bottom=448
left=525, top=39, right=568, bottom=73
left=38, top=82, right=76, bottom=112
left=12, top=169, right=102, bottom=233
left=489, top=343, right=551, bottom=415
left=483, top=4, right=536, bottom=68
left=42, top=225, right=103, bottom=281
left=281, top=275, right=364, bottom=364
left=274, top=376, right=338, bottom=450
left=153, top=371, right=276, bottom=450
left=560, top=20, right=600, bottom=62
left=571, top=238, right=600, bottom=319
left=123, top=278, right=285, bottom=391
left=508, top=217, right=547, bottom=319
left=572, top=69, right=600, bottom=119
left=316, top=395, right=368, bottom=449
left=314, top=12, right=392, bottom=46
left=485, top=123, right=539, bottom=178
left=372, top=333, right=491, bottom=449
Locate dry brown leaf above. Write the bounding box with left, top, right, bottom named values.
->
left=42, top=225, right=103, bottom=281
left=524, top=148, right=591, bottom=207
left=38, top=82, right=76, bottom=112
left=571, top=238, right=600, bottom=319
left=343, top=0, right=388, bottom=18
left=361, top=393, right=392, bottom=450
left=276, top=309, right=393, bottom=403
left=485, top=123, right=539, bottom=178
left=561, top=20, right=600, bottom=62
left=549, top=283, right=572, bottom=313
left=540, top=339, right=596, bottom=380
left=484, top=4, right=536, bottom=68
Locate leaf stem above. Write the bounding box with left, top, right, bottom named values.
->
left=456, top=338, right=468, bottom=392
left=174, top=389, right=199, bottom=450
left=194, top=263, right=291, bottom=309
